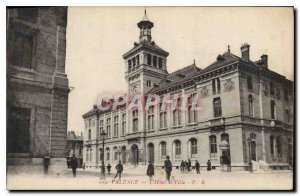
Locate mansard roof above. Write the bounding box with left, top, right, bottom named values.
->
left=147, top=64, right=201, bottom=94
left=122, top=40, right=169, bottom=59
left=200, top=51, right=240, bottom=74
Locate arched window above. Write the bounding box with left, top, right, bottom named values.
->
left=132, top=110, right=138, bottom=132
left=213, top=97, right=222, bottom=117
left=221, top=133, right=229, bottom=142
left=173, top=140, right=181, bottom=160
left=188, top=138, right=198, bottom=158
left=270, top=135, right=275, bottom=157
left=276, top=136, right=281, bottom=157
left=113, top=146, right=118, bottom=161
left=160, top=141, right=167, bottom=160
left=106, top=147, right=110, bottom=161
left=209, top=135, right=217, bottom=157
left=147, top=106, right=154, bottom=131
left=248, top=95, right=253, bottom=116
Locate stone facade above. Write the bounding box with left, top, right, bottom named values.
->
left=7, top=7, right=69, bottom=173
left=82, top=12, right=293, bottom=171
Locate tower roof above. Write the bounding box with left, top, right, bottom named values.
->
left=137, top=9, right=154, bottom=29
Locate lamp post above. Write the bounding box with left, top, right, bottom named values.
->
left=247, top=137, right=252, bottom=173
left=100, top=129, right=107, bottom=179
left=117, top=147, right=121, bottom=162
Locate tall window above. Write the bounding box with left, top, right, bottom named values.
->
left=270, top=135, right=275, bottom=157
left=213, top=97, right=222, bottom=117
left=270, top=82, right=275, bottom=96
left=276, top=136, right=281, bottom=157
left=86, top=149, right=89, bottom=161
left=90, top=149, right=93, bottom=161
left=270, top=100, right=276, bottom=119
left=285, top=110, right=290, bottom=123
left=188, top=94, right=197, bottom=124
left=212, top=78, right=221, bottom=94
left=174, top=140, right=181, bottom=159
left=99, top=120, right=104, bottom=139
left=147, top=106, right=154, bottom=131
left=173, top=98, right=181, bottom=126
left=128, top=59, right=131, bottom=72
left=146, top=80, right=151, bottom=87
left=132, top=110, right=138, bottom=132
left=158, top=57, right=163, bottom=68
left=121, top=113, right=126, bottom=136
left=153, top=56, right=157, bottom=67
left=9, top=32, right=34, bottom=69
left=160, top=141, right=167, bottom=160
left=209, top=135, right=217, bottom=157
left=113, top=147, right=118, bottom=161
left=88, top=129, right=91, bottom=141
left=113, top=116, right=119, bottom=138
left=7, top=106, right=31, bottom=153
left=147, top=54, right=152, bottom=65
left=189, top=138, right=198, bottom=158
left=106, top=118, right=111, bottom=138
left=136, top=55, right=140, bottom=65
left=159, top=103, right=167, bottom=129
left=247, top=76, right=253, bottom=91
left=132, top=57, right=136, bottom=67
left=284, top=89, right=289, bottom=102
left=106, top=148, right=110, bottom=161
left=248, top=95, right=254, bottom=116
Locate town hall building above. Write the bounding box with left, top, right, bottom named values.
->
left=82, top=11, right=293, bottom=171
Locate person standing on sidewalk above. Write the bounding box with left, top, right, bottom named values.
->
left=114, top=161, right=123, bottom=180
left=187, top=159, right=192, bottom=172
left=70, top=154, right=78, bottom=178
left=107, top=163, right=112, bottom=175
left=195, top=160, right=200, bottom=174
left=207, top=160, right=212, bottom=171
left=164, top=156, right=172, bottom=182
left=147, top=161, right=155, bottom=181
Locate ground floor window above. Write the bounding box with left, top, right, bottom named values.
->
left=7, top=106, right=31, bottom=153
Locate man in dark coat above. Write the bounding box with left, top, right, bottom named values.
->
left=147, top=161, right=155, bottom=180
left=107, top=163, right=112, bottom=175
left=180, top=160, right=185, bottom=173
left=207, top=160, right=212, bottom=171
left=164, top=156, right=172, bottom=182
left=114, top=161, right=123, bottom=180
left=187, top=159, right=192, bottom=172
left=195, top=160, right=200, bottom=174
left=70, top=154, right=78, bottom=178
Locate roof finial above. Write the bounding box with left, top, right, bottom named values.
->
left=145, top=8, right=147, bottom=15
left=193, top=59, right=196, bottom=65
left=228, top=45, right=230, bottom=53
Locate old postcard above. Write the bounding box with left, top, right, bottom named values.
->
left=6, top=6, right=294, bottom=190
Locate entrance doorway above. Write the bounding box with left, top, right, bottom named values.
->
left=131, top=144, right=139, bottom=165
left=147, top=143, right=154, bottom=163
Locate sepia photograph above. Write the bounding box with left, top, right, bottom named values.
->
left=5, top=6, right=294, bottom=190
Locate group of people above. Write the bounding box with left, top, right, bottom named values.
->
left=69, top=154, right=214, bottom=181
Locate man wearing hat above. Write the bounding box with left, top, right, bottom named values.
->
left=164, top=156, right=172, bottom=182
left=114, top=161, right=123, bottom=180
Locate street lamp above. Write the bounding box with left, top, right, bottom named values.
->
left=247, top=137, right=252, bottom=173
left=117, top=147, right=121, bottom=162
left=100, top=129, right=107, bottom=179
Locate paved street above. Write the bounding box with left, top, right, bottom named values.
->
left=7, top=167, right=293, bottom=190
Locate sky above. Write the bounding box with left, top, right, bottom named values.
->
left=65, top=7, right=294, bottom=135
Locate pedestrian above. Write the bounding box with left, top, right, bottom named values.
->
left=164, top=156, right=172, bottom=182
left=207, top=160, right=212, bottom=171
left=114, top=161, right=123, bottom=180
left=184, top=161, right=188, bottom=173
left=187, top=159, right=191, bottom=172
left=195, top=160, right=200, bottom=174
left=70, top=154, right=78, bottom=178
left=180, top=160, right=185, bottom=173
left=82, top=163, right=85, bottom=170
left=147, top=161, right=155, bottom=181
left=107, top=163, right=112, bottom=175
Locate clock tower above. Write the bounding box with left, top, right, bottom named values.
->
left=123, top=10, right=169, bottom=96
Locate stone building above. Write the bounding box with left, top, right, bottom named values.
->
left=67, top=131, right=83, bottom=168
left=6, top=7, right=70, bottom=173
left=82, top=11, right=293, bottom=171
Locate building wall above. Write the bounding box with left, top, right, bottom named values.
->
left=7, top=7, right=69, bottom=171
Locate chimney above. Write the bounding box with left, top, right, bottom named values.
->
left=240, top=43, right=250, bottom=61
left=260, top=54, right=268, bottom=69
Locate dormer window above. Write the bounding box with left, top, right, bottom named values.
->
left=158, top=58, right=163, bottom=68
left=153, top=56, right=157, bottom=67
left=147, top=54, right=152, bottom=65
